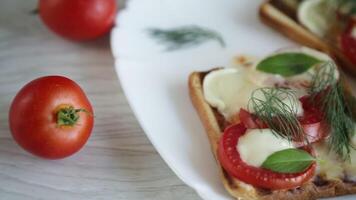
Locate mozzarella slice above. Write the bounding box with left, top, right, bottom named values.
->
left=344, top=149, right=356, bottom=181
left=298, top=0, right=335, bottom=37
left=203, top=68, right=260, bottom=119
left=237, top=129, right=295, bottom=167
left=203, top=68, right=304, bottom=119
left=313, top=142, right=344, bottom=180
left=352, top=26, right=356, bottom=39
left=203, top=47, right=335, bottom=120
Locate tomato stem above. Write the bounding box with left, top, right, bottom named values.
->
left=56, top=106, right=88, bottom=127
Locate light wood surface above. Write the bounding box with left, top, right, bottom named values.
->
left=0, top=0, right=199, bottom=199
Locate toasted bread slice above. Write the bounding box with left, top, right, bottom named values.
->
left=259, top=0, right=356, bottom=75
left=188, top=70, right=356, bottom=200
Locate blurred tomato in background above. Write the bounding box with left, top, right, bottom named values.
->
left=39, top=0, right=117, bottom=41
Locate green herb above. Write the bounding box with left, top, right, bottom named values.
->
left=308, top=61, right=354, bottom=160
left=248, top=87, right=306, bottom=143
left=261, top=148, right=315, bottom=173
left=147, top=26, right=225, bottom=51
left=256, top=53, right=321, bottom=77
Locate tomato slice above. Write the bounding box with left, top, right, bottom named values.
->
left=297, top=96, right=329, bottom=145
left=340, top=20, right=356, bottom=65
left=218, top=124, right=316, bottom=190
left=239, top=108, right=266, bottom=129
left=239, top=97, right=328, bottom=146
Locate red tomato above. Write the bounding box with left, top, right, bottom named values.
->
left=297, top=96, right=329, bottom=145
left=218, top=123, right=316, bottom=190
left=239, top=97, right=328, bottom=145
left=9, top=76, right=94, bottom=159
left=239, top=108, right=266, bottom=129
left=340, top=20, right=356, bottom=65
left=39, top=0, right=117, bottom=41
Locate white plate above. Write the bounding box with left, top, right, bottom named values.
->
left=110, top=0, right=356, bottom=199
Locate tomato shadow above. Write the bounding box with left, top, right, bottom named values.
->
left=76, top=33, right=112, bottom=51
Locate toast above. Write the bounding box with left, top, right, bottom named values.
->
left=259, top=0, right=356, bottom=75
left=188, top=69, right=356, bottom=200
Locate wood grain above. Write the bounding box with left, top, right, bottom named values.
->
left=0, top=0, right=199, bottom=199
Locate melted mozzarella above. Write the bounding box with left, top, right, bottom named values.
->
left=297, top=0, right=334, bottom=37
left=352, top=26, right=356, bottom=39
left=313, top=142, right=344, bottom=180
left=344, top=149, right=356, bottom=181
left=203, top=68, right=304, bottom=119
left=344, top=133, right=356, bottom=181
left=237, top=129, right=295, bottom=167
left=203, top=68, right=260, bottom=119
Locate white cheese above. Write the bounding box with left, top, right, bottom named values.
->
left=344, top=133, right=356, bottom=181
left=203, top=47, right=335, bottom=120
left=352, top=26, right=356, bottom=40
left=352, top=125, right=356, bottom=149
left=237, top=129, right=295, bottom=167
left=297, top=0, right=335, bottom=37
left=203, top=68, right=260, bottom=119
left=344, top=149, right=356, bottom=181
left=313, top=132, right=356, bottom=181
left=313, top=142, right=344, bottom=180
left=203, top=68, right=304, bottom=119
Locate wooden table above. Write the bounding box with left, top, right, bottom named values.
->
left=0, top=0, right=199, bottom=199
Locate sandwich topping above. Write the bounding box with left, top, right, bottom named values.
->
left=237, top=129, right=295, bottom=167
left=203, top=47, right=356, bottom=189
left=296, top=0, right=356, bottom=65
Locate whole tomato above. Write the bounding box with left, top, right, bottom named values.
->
left=9, top=76, right=94, bottom=159
left=39, top=0, right=117, bottom=41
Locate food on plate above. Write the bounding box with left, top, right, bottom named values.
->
left=9, top=76, right=94, bottom=159
left=259, top=0, right=356, bottom=73
left=39, top=0, right=117, bottom=41
left=189, top=47, right=356, bottom=199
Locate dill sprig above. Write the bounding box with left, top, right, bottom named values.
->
left=147, top=26, right=225, bottom=51
left=248, top=88, right=306, bottom=143
left=308, top=61, right=354, bottom=160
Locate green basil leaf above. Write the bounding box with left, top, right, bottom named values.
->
left=261, top=148, right=315, bottom=173
left=256, top=53, right=321, bottom=77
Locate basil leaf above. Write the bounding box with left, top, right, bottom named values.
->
left=256, top=53, right=321, bottom=77
left=261, top=148, right=315, bottom=173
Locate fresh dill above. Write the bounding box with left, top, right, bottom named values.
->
left=147, top=25, right=225, bottom=51
left=248, top=87, right=306, bottom=143
left=308, top=61, right=354, bottom=160
left=247, top=60, right=355, bottom=159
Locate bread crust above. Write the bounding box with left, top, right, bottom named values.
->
left=259, top=1, right=356, bottom=75
left=188, top=70, right=356, bottom=200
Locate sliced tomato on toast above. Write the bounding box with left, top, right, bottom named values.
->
left=239, top=95, right=328, bottom=145
left=218, top=123, right=316, bottom=190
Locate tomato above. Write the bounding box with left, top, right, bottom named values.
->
left=239, top=108, right=266, bottom=129
left=340, top=20, right=356, bottom=65
left=297, top=96, right=329, bottom=145
left=218, top=124, right=316, bottom=190
left=9, top=76, right=94, bottom=159
left=239, top=97, right=328, bottom=145
left=39, top=0, right=117, bottom=41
